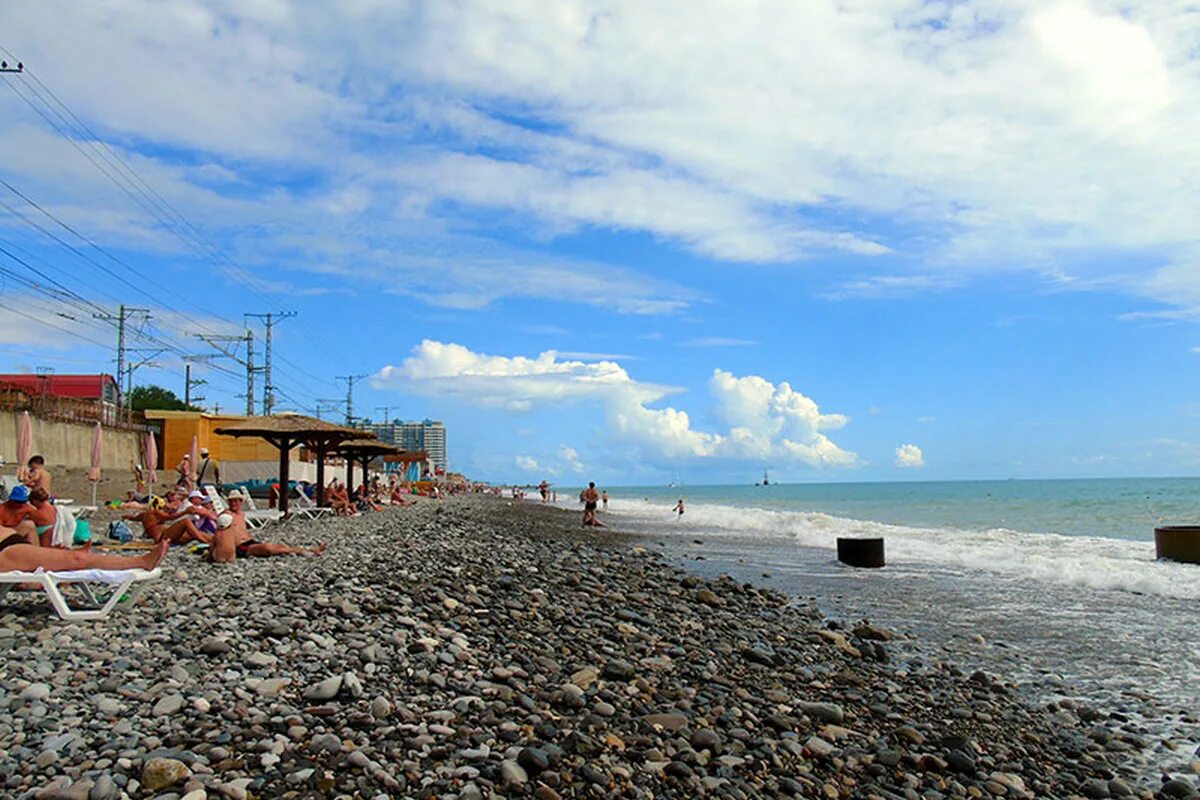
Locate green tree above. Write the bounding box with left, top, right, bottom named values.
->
left=128, top=384, right=196, bottom=412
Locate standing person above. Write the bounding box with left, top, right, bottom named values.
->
left=581, top=482, right=601, bottom=527
left=196, top=447, right=220, bottom=488
left=601, top=490, right=609, bottom=511
left=673, top=498, right=685, bottom=518
left=23, top=456, right=52, bottom=497
left=175, top=453, right=192, bottom=491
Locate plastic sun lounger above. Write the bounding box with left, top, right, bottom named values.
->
left=0, top=567, right=162, bottom=621
left=204, top=486, right=282, bottom=529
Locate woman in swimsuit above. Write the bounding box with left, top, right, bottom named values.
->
left=27, top=488, right=57, bottom=547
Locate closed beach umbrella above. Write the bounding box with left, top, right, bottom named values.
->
left=88, top=421, right=102, bottom=506
left=16, top=410, right=32, bottom=481
left=145, top=431, right=158, bottom=485
left=189, top=435, right=199, bottom=487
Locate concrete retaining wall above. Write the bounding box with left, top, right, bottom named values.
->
left=0, top=412, right=143, bottom=470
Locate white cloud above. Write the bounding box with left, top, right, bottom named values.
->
left=514, top=455, right=541, bottom=472
left=558, top=445, right=586, bottom=474
left=3, top=1, right=1199, bottom=309
left=895, top=444, right=925, bottom=468
left=375, top=340, right=856, bottom=466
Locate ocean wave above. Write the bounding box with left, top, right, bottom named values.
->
left=600, top=497, right=1200, bottom=599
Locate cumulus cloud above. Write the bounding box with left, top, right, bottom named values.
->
left=559, top=446, right=586, bottom=474
left=895, top=444, right=925, bottom=468
left=375, top=340, right=857, bottom=466
left=514, top=455, right=541, bottom=472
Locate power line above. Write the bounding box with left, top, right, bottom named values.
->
left=336, top=375, right=367, bottom=425
left=246, top=311, right=296, bottom=415
left=0, top=50, right=346, bottom=407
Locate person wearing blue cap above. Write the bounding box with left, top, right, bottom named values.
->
left=0, top=484, right=37, bottom=545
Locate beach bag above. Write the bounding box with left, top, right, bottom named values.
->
left=107, top=520, right=133, bottom=543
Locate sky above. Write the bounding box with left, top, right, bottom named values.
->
left=2, top=0, right=1200, bottom=485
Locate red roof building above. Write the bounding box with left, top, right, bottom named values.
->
left=0, top=374, right=120, bottom=404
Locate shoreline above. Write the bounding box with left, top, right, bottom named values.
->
left=0, top=495, right=1180, bottom=799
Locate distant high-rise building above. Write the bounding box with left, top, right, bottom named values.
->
left=364, top=418, right=448, bottom=473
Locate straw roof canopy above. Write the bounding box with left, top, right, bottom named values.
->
left=384, top=450, right=428, bottom=463
left=214, top=415, right=368, bottom=444
left=334, top=437, right=402, bottom=456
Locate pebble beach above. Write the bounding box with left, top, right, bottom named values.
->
left=0, top=496, right=1184, bottom=800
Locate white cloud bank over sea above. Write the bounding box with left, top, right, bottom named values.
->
left=375, top=340, right=857, bottom=467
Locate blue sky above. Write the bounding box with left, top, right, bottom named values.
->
left=2, top=0, right=1200, bottom=485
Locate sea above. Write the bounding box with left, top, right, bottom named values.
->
left=570, top=478, right=1200, bottom=778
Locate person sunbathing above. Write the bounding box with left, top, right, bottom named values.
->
left=389, top=485, right=414, bottom=506
left=0, top=485, right=37, bottom=544
left=124, top=498, right=211, bottom=545
left=208, top=493, right=326, bottom=563
left=327, top=479, right=354, bottom=516
left=27, top=488, right=58, bottom=547
left=0, top=537, right=168, bottom=573
left=184, top=491, right=219, bottom=538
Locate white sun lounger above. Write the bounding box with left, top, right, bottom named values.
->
left=290, top=491, right=334, bottom=521
left=205, top=486, right=282, bottom=529
left=0, top=567, right=161, bottom=621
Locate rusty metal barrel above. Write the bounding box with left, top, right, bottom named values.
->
left=837, top=537, right=885, bottom=568
left=1155, top=526, right=1200, bottom=565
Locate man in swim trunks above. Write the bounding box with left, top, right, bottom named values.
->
left=581, top=482, right=604, bottom=528
left=208, top=491, right=326, bottom=563
left=0, top=485, right=38, bottom=546
left=27, top=488, right=58, bottom=546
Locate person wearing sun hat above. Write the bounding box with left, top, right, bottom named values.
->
left=208, top=488, right=326, bottom=563
left=0, top=484, right=37, bottom=546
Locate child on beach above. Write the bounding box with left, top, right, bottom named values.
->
left=673, top=498, right=685, bottom=518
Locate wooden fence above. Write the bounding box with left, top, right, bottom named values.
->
left=0, top=381, right=148, bottom=431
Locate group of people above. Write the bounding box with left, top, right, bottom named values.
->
left=0, top=453, right=170, bottom=574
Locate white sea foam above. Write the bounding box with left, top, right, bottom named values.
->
left=601, top=497, right=1200, bottom=599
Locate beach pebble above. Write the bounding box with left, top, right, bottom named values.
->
left=141, top=758, right=192, bottom=791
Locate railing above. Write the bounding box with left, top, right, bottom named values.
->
left=0, top=382, right=149, bottom=431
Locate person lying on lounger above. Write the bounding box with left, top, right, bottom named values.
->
left=207, top=491, right=326, bottom=563
left=0, top=537, right=168, bottom=573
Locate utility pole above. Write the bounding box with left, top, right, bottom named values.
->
left=124, top=348, right=165, bottom=396
left=196, top=330, right=257, bottom=416
left=94, top=305, right=150, bottom=406
left=315, top=398, right=346, bottom=421
left=336, top=375, right=367, bottom=426
left=182, top=355, right=215, bottom=409
left=184, top=364, right=207, bottom=408
left=246, top=311, right=296, bottom=415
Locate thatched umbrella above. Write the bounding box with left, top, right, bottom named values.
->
left=334, top=438, right=402, bottom=494
left=213, top=415, right=365, bottom=514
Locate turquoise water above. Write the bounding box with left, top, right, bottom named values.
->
left=614, top=477, right=1200, bottom=542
